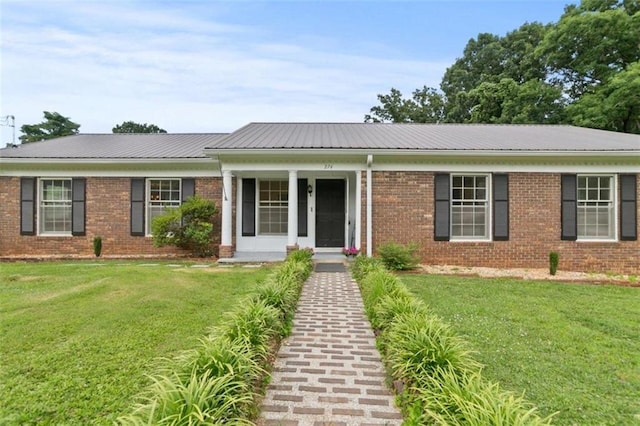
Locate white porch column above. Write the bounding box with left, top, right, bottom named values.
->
left=287, top=170, right=298, bottom=250
left=220, top=170, right=233, bottom=250
left=355, top=170, right=362, bottom=250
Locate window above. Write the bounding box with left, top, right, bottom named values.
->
left=147, top=179, right=181, bottom=235
left=451, top=175, right=489, bottom=240
left=39, top=179, right=72, bottom=234
left=577, top=175, right=615, bottom=240
left=259, top=180, right=288, bottom=235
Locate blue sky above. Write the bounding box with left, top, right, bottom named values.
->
left=0, top=0, right=573, bottom=146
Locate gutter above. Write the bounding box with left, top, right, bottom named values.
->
left=202, top=148, right=640, bottom=158
left=366, top=154, right=373, bottom=257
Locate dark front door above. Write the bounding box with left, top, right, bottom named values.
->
left=315, top=179, right=345, bottom=248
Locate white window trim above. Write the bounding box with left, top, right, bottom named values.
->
left=146, top=178, right=182, bottom=236
left=257, top=178, right=289, bottom=236
left=37, top=177, right=73, bottom=236
left=576, top=174, right=618, bottom=242
left=450, top=173, right=492, bottom=242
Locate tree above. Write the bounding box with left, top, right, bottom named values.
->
left=112, top=121, right=167, bottom=133
left=19, top=111, right=80, bottom=143
left=567, top=61, right=640, bottom=133
left=441, top=23, right=550, bottom=122
left=466, top=79, right=565, bottom=124
left=151, top=195, right=218, bottom=257
left=538, top=0, right=640, bottom=99
left=365, top=86, right=445, bottom=123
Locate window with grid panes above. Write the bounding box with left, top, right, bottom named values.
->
left=258, top=180, right=288, bottom=235
left=451, top=175, right=489, bottom=240
left=39, top=179, right=72, bottom=235
left=147, top=179, right=181, bottom=235
left=577, top=175, right=615, bottom=239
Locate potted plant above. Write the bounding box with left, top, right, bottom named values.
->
left=342, top=246, right=359, bottom=258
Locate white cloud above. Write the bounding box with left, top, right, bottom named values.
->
left=0, top=1, right=448, bottom=145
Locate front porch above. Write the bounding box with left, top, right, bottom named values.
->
left=218, top=165, right=369, bottom=260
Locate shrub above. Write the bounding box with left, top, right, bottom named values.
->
left=549, top=251, right=559, bottom=275
left=92, top=236, right=102, bottom=257
left=151, top=195, right=218, bottom=257
left=377, top=242, right=420, bottom=271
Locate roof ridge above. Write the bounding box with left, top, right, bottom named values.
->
left=246, top=122, right=572, bottom=127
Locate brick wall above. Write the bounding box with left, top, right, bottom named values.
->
left=368, top=171, right=640, bottom=274
left=0, top=176, right=222, bottom=259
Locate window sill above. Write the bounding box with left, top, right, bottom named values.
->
left=449, top=238, right=492, bottom=243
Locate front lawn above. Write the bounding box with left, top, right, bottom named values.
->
left=402, top=274, right=640, bottom=425
left=0, top=261, right=271, bottom=425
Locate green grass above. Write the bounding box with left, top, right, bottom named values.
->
left=0, top=261, right=271, bottom=425
left=402, top=274, right=640, bottom=425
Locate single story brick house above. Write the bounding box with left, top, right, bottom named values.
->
left=1, top=123, right=638, bottom=273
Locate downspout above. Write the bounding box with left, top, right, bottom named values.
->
left=366, top=154, right=373, bottom=257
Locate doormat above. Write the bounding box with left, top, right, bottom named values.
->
left=314, top=262, right=346, bottom=273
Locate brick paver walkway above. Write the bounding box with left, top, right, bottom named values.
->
left=258, top=268, right=403, bottom=426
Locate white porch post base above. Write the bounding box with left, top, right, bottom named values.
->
left=287, top=170, right=298, bottom=249
left=220, top=170, right=233, bottom=257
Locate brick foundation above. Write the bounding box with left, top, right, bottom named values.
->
left=218, top=245, right=234, bottom=258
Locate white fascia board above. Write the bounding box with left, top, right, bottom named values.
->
left=373, top=163, right=640, bottom=173
left=220, top=162, right=366, bottom=172
left=0, top=158, right=221, bottom=177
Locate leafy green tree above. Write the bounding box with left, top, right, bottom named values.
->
left=538, top=0, right=640, bottom=99
left=365, top=86, right=445, bottom=123
left=112, top=121, right=167, bottom=133
left=151, top=195, right=218, bottom=257
left=441, top=23, right=550, bottom=122
left=567, top=61, right=640, bottom=133
left=467, top=79, right=565, bottom=124
left=19, top=111, right=80, bottom=143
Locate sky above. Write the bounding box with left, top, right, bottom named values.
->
left=0, top=0, right=574, bottom=147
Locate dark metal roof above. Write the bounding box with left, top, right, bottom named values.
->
left=205, top=123, right=640, bottom=151
left=0, top=133, right=228, bottom=159
left=2, top=125, right=638, bottom=161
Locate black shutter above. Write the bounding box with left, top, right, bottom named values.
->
left=620, top=174, right=637, bottom=241
left=561, top=174, right=577, bottom=241
left=71, top=178, right=86, bottom=236
left=434, top=173, right=450, bottom=241
left=20, top=177, right=36, bottom=235
left=493, top=174, right=509, bottom=241
left=130, top=178, right=145, bottom=236
left=182, top=178, right=195, bottom=201
left=298, top=179, right=308, bottom=237
left=242, top=178, right=256, bottom=236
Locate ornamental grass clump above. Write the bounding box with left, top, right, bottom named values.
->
left=351, top=257, right=553, bottom=426
left=411, top=367, right=554, bottom=425
left=119, top=251, right=313, bottom=425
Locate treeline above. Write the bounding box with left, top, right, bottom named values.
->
left=366, top=0, right=640, bottom=134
